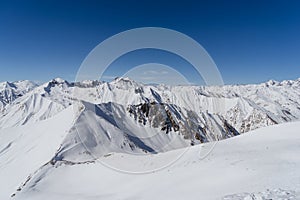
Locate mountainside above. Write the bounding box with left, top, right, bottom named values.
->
left=0, top=77, right=300, bottom=199
left=0, top=80, right=37, bottom=111
left=1, top=77, right=300, bottom=158
left=6, top=120, right=300, bottom=200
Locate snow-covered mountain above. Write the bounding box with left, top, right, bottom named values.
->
left=1, top=77, right=300, bottom=157
left=0, top=77, right=300, bottom=199
left=3, top=117, right=300, bottom=200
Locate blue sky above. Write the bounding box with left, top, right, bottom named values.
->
left=0, top=0, right=299, bottom=85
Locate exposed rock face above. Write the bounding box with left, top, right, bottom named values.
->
left=127, top=101, right=240, bottom=146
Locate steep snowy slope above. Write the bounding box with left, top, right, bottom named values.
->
left=10, top=121, right=300, bottom=200
left=0, top=78, right=78, bottom=129
left=0, top=80, right=37, bottom=110
left=0, top=93, right=66, bottom=129
left=54, top=100, right=240, bottom=163
left=53, top=101, right=190, bottom=162
left=0, top=106, right=77, bottom=200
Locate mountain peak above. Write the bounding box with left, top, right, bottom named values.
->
left=0, top=81, right=16, bottom=89
left=265, top=79, right=279, bottom=86
left=52, top=77, right=67, bottom=84
left=112, top=77, right=134, bottom=82
left=110, top=77, right=141, bottom=88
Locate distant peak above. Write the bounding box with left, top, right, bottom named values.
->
left=74, top=80, right=102, bottom=87
left=0, top=81, right=15, bottom=89
left=52, top=77, right=66, bottom=83
left=113, top=77, right=132, bottom=82
left=265, top=79, right=279, bottom=86
left=111, top=77, right=139, bottom=85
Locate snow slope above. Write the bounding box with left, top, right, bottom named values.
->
left=46, top=77, right=300, bottom=160
left=0, top=80, right=37, bottom=111
left=10, top=121, right=300, bottom=200
left=0, top=106, right=76, bottom=200
left=53, top=101, right=192, bottom=162
left=0, top=93, right=66, bottom=129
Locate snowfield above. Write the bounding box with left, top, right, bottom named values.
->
left=3, top=121, right=300, bottom=200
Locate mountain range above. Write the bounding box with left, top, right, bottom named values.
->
left=1, top=77, right=300, bottom=199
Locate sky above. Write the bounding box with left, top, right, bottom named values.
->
left=0, top=0, right=300, bottom=85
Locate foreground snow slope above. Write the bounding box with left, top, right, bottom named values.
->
left=0, top=106, right=76, bottom=200
left=13, top=121, right=300, bottom=200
